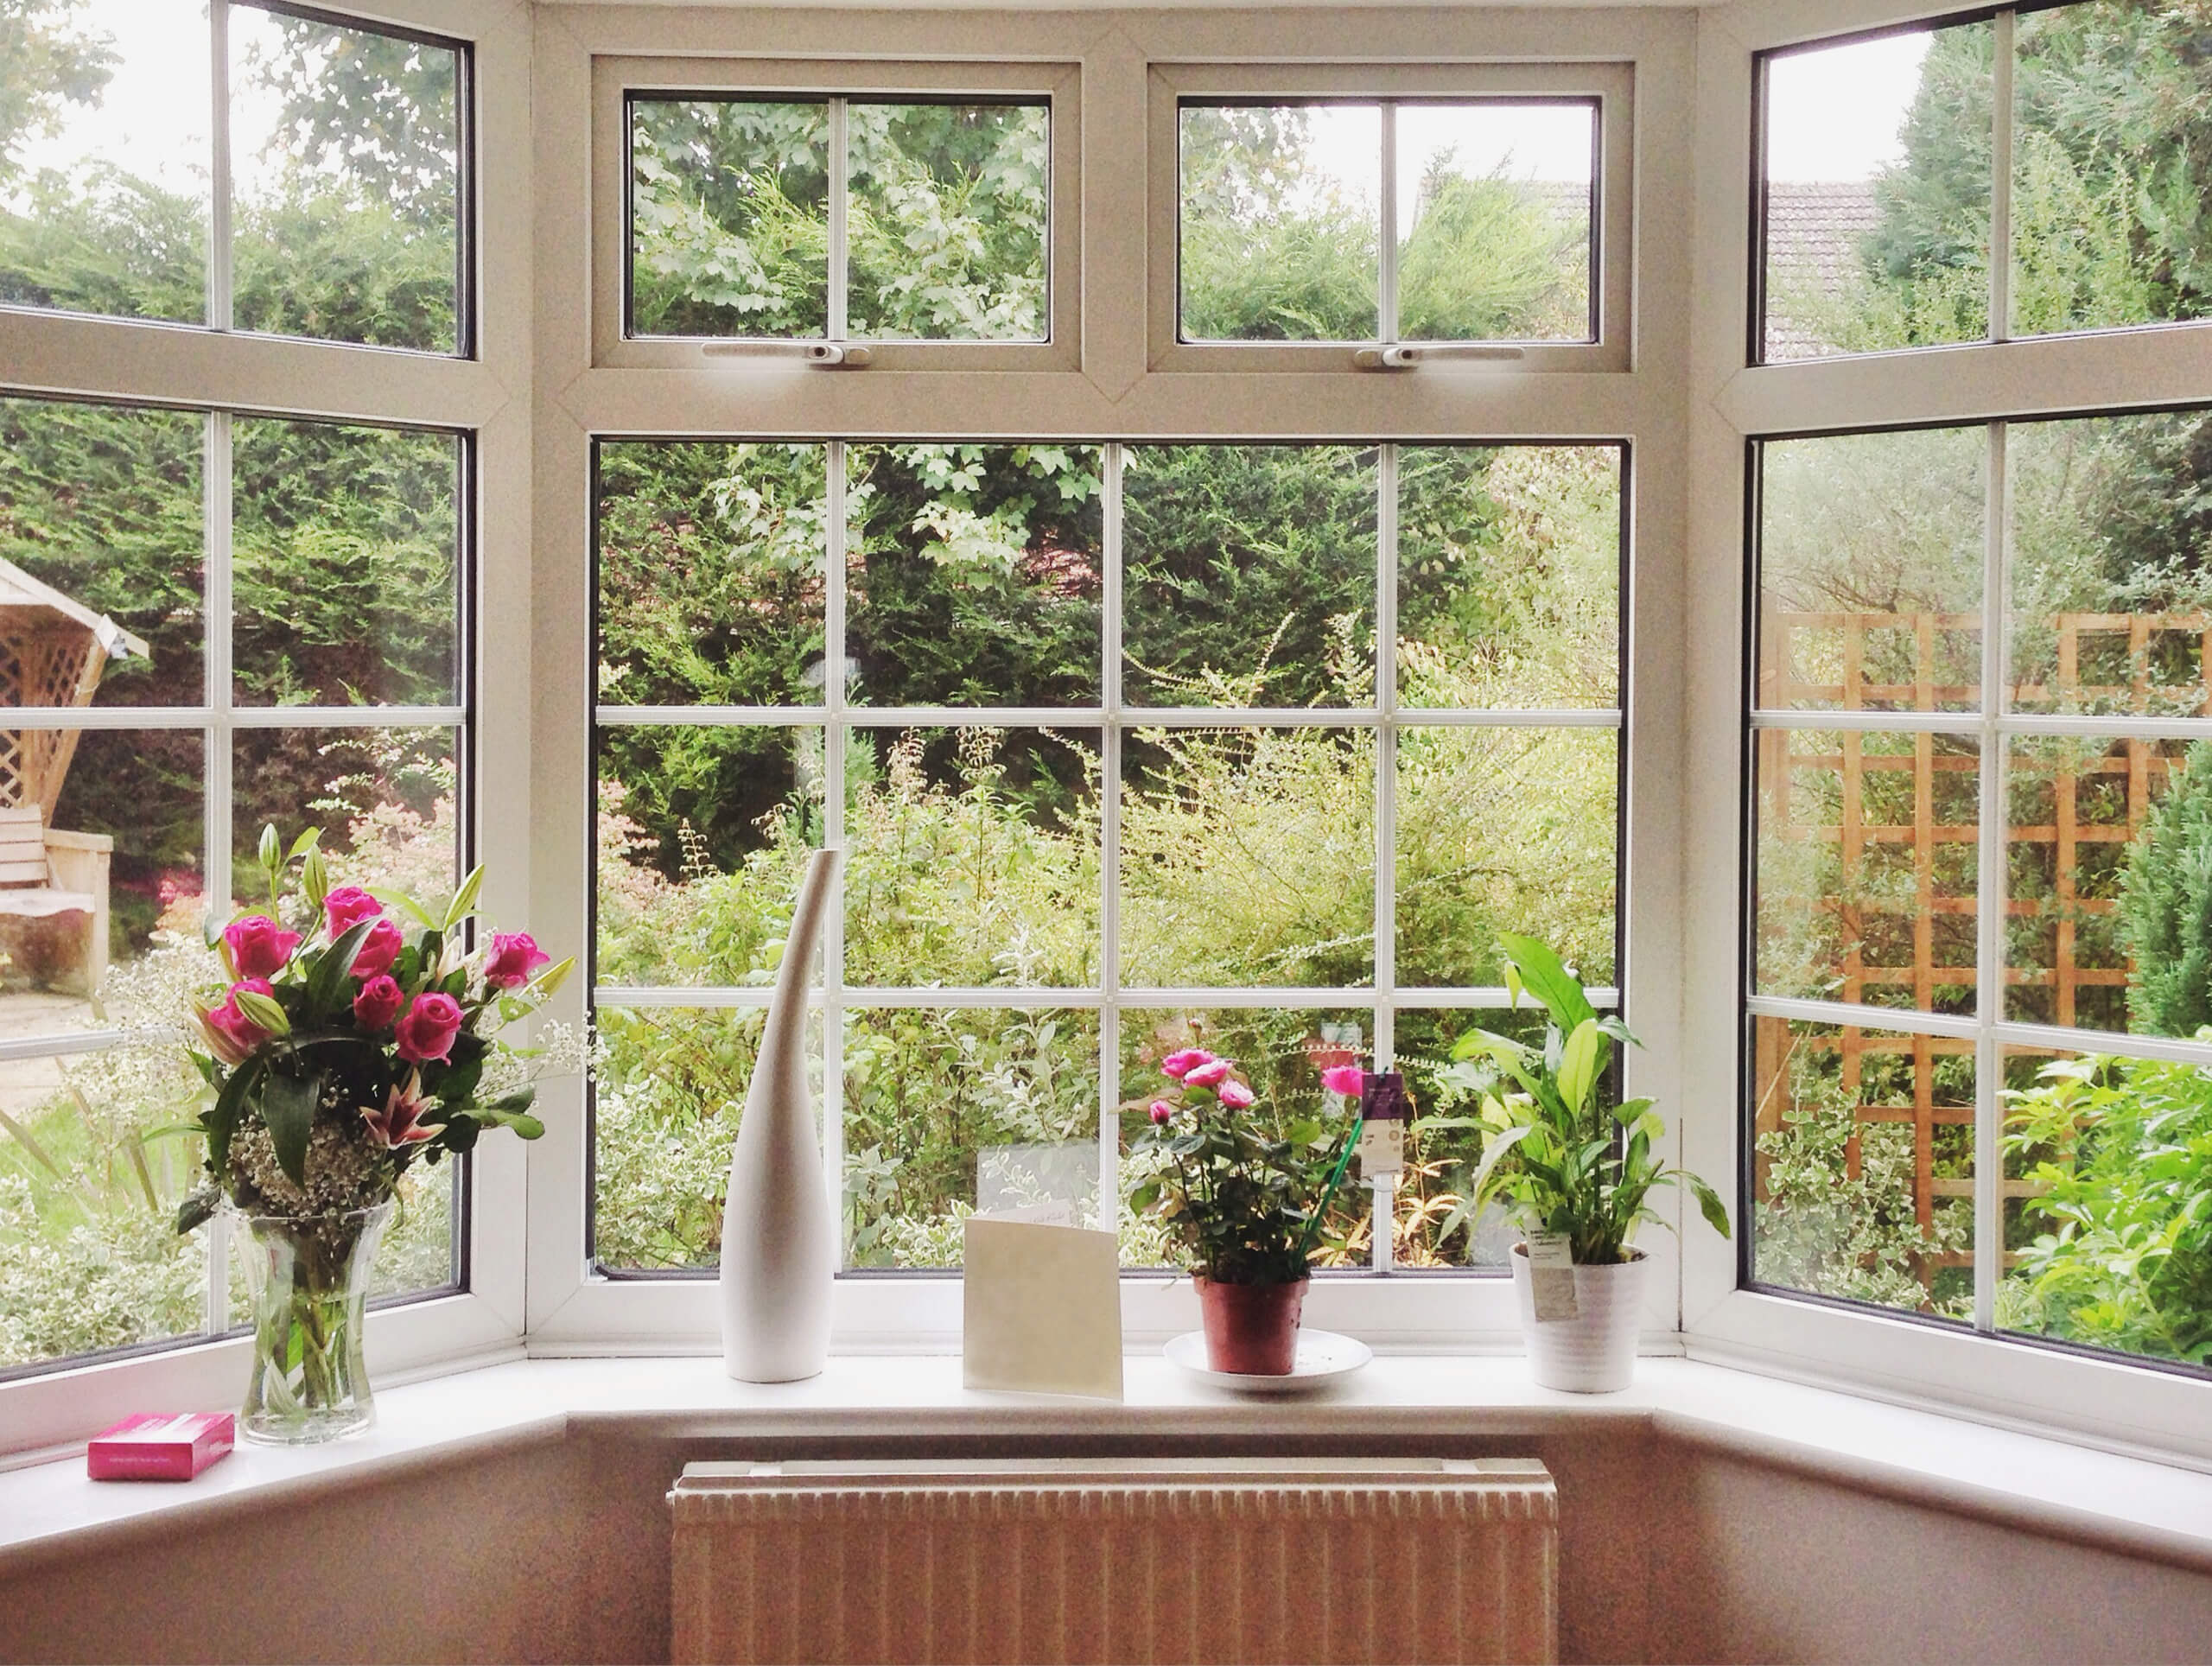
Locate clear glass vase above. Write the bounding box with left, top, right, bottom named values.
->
left=235, top=1201, right=393, bottom=1446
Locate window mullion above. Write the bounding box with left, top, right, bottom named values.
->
left=1372, top=442, right=1398, bottom=1272
left=1377, top=102, right=1398, bottom=345
left=208, top=0, right=232, bottom=334
left=1100, top=442, right=1124, bottom=1239
left=1990, top=10, right=2016, bottom=345
left=828, top=99, right=849, bottom=343
left=1974, top=418, right=2010, bottom=1333
left=203, top=407, right=235, bottom=1338
left=823, top=441, right=849, bottom=1254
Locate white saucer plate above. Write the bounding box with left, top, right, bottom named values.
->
left=1162, top=1328, right=1373, bottom=1394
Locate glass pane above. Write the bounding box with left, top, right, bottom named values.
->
left=593, top=1006, right=823, bottom=1271
left=847, top=101, right=1048, bottom=341
left=846, top=1007, right=1099, bottom=1267
left=1120, top=727, right=1375, bottom=989
left=1117, top=1006, right=1368, bottom=1269
left=228, top=4, right=461, bottom=353
left=1762, top=22, right=1993, bottom=360
left=1750, top=1014, right=1974, bottom=1319
left=596, top=725, right=823, bottom=989
left=0, top=0, right=208, bottom=327
left=2006, top=732, right=2212, bottom=1040
left=232, top=419, right=459, bottom=707
left=1758, top=428, right=1986, bottom=714
left=233, top=727, right=457, bottom=905
left=845, top=727, right=1098, bottom=989
left=0, top=395, right=203, bottom=709
left=371, top=1158, right=456, bottom=1299
left=0, top=1041, right=210, bottom=1370
left=2001, top=1043, right=2212, bottom=1365
left=629, top=99, right=830, bottom=338
left=1396, top=102, right=1593, bottom=343
left=597, top=442, right=829, bottom=709
left=2008, top=410, right=2212, bottom=720
left=2012, top=3, right=2212, bottom=340
left=1396, top=727, right=1617, bottom=989
left=1122, top=444, right=1377, bottom=709
left=847, top=443, right=1102, bottom=707
left=1752, top=726, right=1980, bottom=1016
left=1398, top=444, right=1620, bottom=709
left=1179, top=102, right=1378, bottom=342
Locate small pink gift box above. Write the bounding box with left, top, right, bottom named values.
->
left=86, top=1413, right=236, bottom=1482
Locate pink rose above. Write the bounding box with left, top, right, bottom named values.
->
left=1182, top=1058, right=1232, bottom=1089
left=1149, top=1099, right=1174, bottom=1125
left=362, top=1078, right=442, bottom=1148
left=222, top=915, right=300, bottom=981
left=482, top=932, right=550, bottom=991
left=353, top=974, right=404, bottom=1032
left=1321, top=1065, right=1365, bottom=1097
left=394, top=992, right=465, bottom=1064
left=203, top=978, right=276, bottom=1062
left=323, top=887, right=383, bottom=938
left=350, top=918, right=403, bottom=978
left=1217, top=1079, right=1256, bottom=1110
left=1161, top=1048, right=1214, bottom=1080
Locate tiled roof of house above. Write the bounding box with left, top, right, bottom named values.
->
left=1762, top=180, right=1881, bottom=359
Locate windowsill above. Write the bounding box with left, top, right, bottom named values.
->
left=7, top=1354, right=2212, bottom=1580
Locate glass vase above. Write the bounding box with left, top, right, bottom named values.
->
left=235, top=1201, right=393, bottom=1446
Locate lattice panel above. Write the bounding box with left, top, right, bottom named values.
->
left=0, top=626, right=108, bottom=818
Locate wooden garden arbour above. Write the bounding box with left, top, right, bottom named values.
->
left=1754, top=604, right=2212, bottom=1292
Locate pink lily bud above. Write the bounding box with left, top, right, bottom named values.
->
left=1149, top=1100, right=1173, bottom=1125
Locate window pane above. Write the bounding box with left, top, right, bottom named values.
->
left=1396, top=728, right=1616, bottom=990
left=0, top=0, right=207, bottom=327
left=597, top=442, right=829, bottom=709
left=847, top=101, right=1047, bottom=342
left=1122, top=444, right=1376, bottom=709
left=845, top=727, right=1098, bottom=989
left=1394, top=1005, right=1561, bottom=1270
left=372, top=1159, right=456, bottom=1299
left=1396, top=103, right=1593, bottom=343
left=1762, top=22, right=1993, bottom=361
left=2008, top=410, right=2212, bottom=720
left=629, top=99, right=830, bottom=339
left=0, top=395, right=203, bottom=709
left=1118, top=1006, right=1367, bottom=1269
left=2006, top=732, right=2212, bottom=1040
left=1758, top=428, right=1986, bottom=714
left=1398, top=444, right=1619, bottom=709
left=596, top=725, right=823, bottom=989
left=229, top=4, right=461, bottom=353
left=1750, top=1014, right=1975, bottom=1320
left=2012, top=3, right=2212, bottom=340
left=1179, top=102, right=1378, bottom=342
left=1753, top=726, right=1981, bottom=1015
left=593, top=1006, right=823, bottom=1272
left=0, top=1040, right=210, bottom=1370
left=2001, top=1043, right=2212, bottom=1365
left=846, top=1007, right=1099, bottom=1267
left=847, top=443, right=1101, bottom=707
left=233, top=727, right=457, bottom=904
left=233, top=419, right=459, bottom=707
left=1121, top=727, right=1374, bottom=989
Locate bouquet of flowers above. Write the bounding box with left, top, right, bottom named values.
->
left=175, top=826, right=573, bottom=1236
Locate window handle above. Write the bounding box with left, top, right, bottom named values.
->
left=1353, top=344, right=1528, bottom=369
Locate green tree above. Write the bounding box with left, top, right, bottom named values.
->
left=2120, top=740, right=2212, bottom=1039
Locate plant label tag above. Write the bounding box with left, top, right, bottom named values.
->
left=1355, top=1116, right=1404, bottom=1177
left=1525, top=1231, right=1580, bottom=1322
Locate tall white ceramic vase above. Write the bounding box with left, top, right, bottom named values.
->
left=720, top=846, right=841, bottom=1382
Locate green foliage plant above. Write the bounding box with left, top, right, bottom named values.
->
left=2119, top=740, right=2212, bottom=1040
left=1440, top=934, right=1729, bottom=1265
left=1128, top=1045, right=1357, bottom=1286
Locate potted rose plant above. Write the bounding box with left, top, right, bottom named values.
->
left=1128, top=1044, right=1362, bottom=1374
left=1439, top=933, right=1729, bottom=1392
left=175, top=826, right=573, bottom=1444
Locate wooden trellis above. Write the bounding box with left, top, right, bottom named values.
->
left=1753, top=606, right=2212, bottom=1286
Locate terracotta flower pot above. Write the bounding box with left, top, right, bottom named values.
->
left=1194, top=1275, right=1308, bottom=1374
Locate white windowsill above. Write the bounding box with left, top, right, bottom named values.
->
left=7, top=1354, right=2212, bottom=1580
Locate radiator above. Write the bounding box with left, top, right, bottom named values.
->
left=669, top=1457, right=1557, bottom=1666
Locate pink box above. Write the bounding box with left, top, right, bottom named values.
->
left=86, top=1413, right=236, bottom=1482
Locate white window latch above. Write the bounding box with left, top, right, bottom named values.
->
left=1353, top=344, right=1529, bottom=370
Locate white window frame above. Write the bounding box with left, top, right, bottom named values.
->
left=0, top=0, right=534, bottom=1460
left=1686, top=0, right=2212, bottom=1465
left=1147, top=61, right=1636, bottom=374
left=527, top=3, right=1694, bottom=1360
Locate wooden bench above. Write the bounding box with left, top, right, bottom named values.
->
left=0, top=806, right=110, bottom=994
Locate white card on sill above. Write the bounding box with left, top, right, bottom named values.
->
left=962, top=1216, right=1123, bottom=1402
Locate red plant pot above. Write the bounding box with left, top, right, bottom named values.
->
left=1194, top=1275, right=1309, bottom=1374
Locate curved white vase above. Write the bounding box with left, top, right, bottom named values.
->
left=1510, top=1243, right=1648, bottom=1393
left=720, top=846, right=842, bottom=1383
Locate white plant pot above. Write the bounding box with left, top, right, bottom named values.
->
left=1510, top=1243, right=1648, bottom=1393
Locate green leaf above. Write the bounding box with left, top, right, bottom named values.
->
left=531, top=956, right=575, bottom=998
left=1464, top=1123, right=1533, bottom=1211
left=261, top=1065, right=323, bottom=1186
left=485, top=1086, right=537, bottom=1113
left=232, top=989, right=291, bottom=1037
left=308, top=920, right=377, bottom=1018
left=1688, top=1173, right=1732, bottom=1240
left=370, top=886, right=441, bottom=930
left=174, top=1186, right=219, bottom=1236
left=206, top=1055, right=265, bottom=1176
left=1495, top=932, right=1596, bottom=1032
left=0, top=1104, right=64, bottom=1180
left=443, top=865, right=485, bottom=932
left=1558, top=1018, right=1603, bottom=1116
